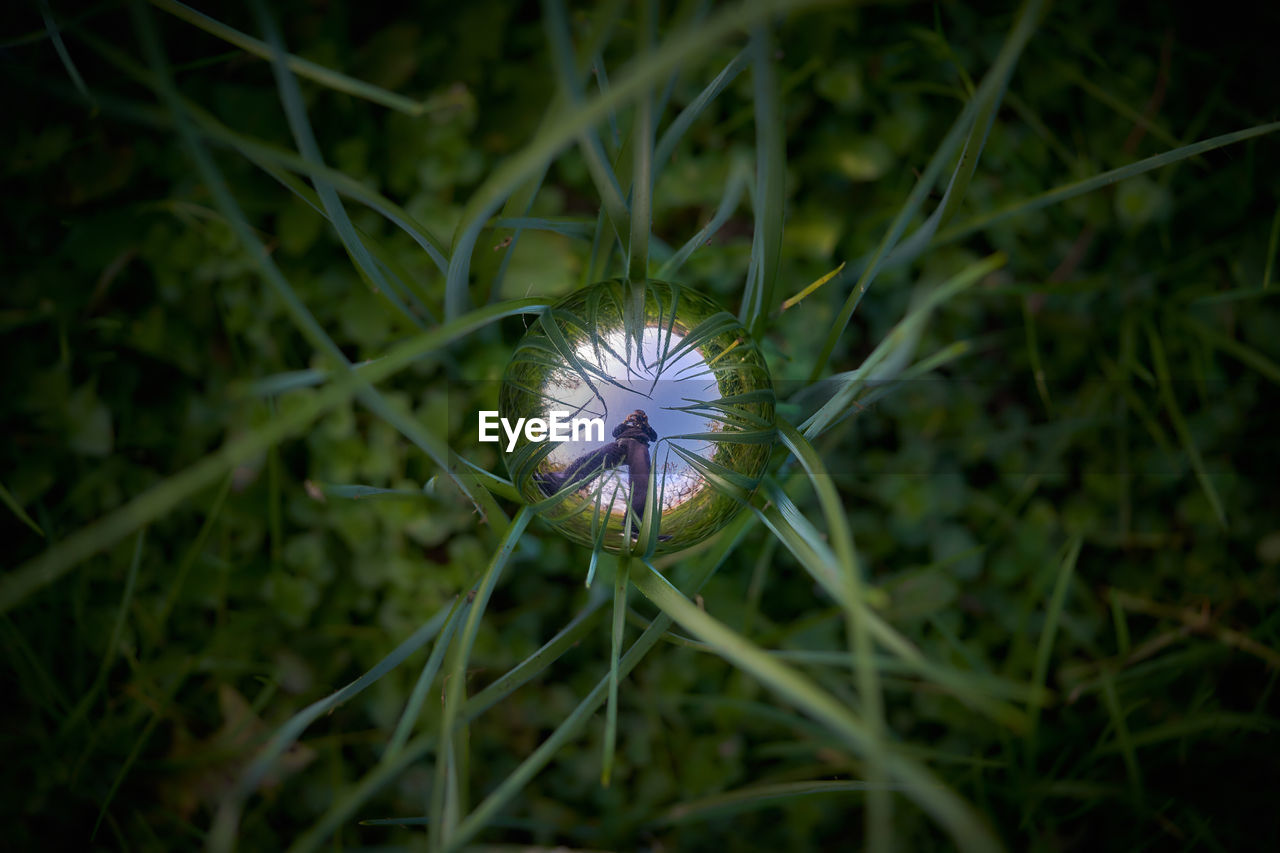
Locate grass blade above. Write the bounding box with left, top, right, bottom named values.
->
left=652, top=779, right=897, bottom=826
left=777, top=419, right=891, bottom=851
left=1265, top=203, right=1280, bottom=289
left=208, top=601, right=456, bottom=852
left=437, top=514, right=758, bottom=852
left=58, top=529, right=145, bottom=736
left=544, top=0, right=630, bottom=253
left=38, top=0, right=95, bottom=109
left=1182, top=315, right=1280, bottom=386
left=0, top=295, right=545, bottom=616
left=0, top=481, right=45, bottom=538
left=653, top=47, right=750, bottom=175
left=632, top=561, right=1000, bottom=853
left=811, top=0, right=1045, bottom=378
left=936, top=121, right=1280, bottom=247
left=137, top=2, right=500, bottom=522
left=430, top=507, right=533, bottom=850
left=802, top=253, right=1005, bottom=438
left=444, top=0, right=837, bottom=319
left=628, top=0, right=657, bottom=282
left=253, top=1, right=426, bottom=326
left=741, top=24, right=785, bottom=338
left=385, top=596, right=471, bottom=758
left=1147, top=322, right=1226, bottom=527
left=1028, top=536, right=1082, bottom=750
left=74, top=31, right=452, bottom=273
left=657, top=155, right=750, bottom=278
left=149, top=0, right=434, bottom=115
left=602, top=553, right=630, bottom=786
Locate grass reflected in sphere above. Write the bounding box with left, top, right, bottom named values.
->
left=499, top=279, right=775, bottom=554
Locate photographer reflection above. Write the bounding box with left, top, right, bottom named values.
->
left=535, top=409, right=660, bottom=535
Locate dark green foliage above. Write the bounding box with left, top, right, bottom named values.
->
left=2, top=1, right=1278, bottom=851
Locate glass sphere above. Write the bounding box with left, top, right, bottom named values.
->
left=499, top=279, right=775, bottom=554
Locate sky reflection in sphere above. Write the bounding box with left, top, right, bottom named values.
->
left=499, top=279, right=774, bottom=554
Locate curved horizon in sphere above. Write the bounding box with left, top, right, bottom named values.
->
left=499, top=279, right=775, bottom=554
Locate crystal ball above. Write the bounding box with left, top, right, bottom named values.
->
left=499, top=279, right=775, bottom=554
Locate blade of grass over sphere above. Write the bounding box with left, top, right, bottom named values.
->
left=0, top=293, right=546, bottom=616
left=430, top=507, right=533, bottom=850
left=811, top=0, right=1045, bottom=379
left=776, top=418, right=891, bottom=850
left=741, top=25, right=785, bottom=338
left=544, top=0, right=630, bottom=254
left=653, top=47, right=750, bottom=176
left=444, top=0, right=838, bottom=319
left=935, top=121, right=1280, bottom=247
left=385, top=596, right=471, bottom=758
left=132, top=3, right=499, bottom=522
left=657, top=155, right=750, bottom=278
left=1027, top=536, right=1082, bottom=757
left=38, top=0, right=95, bottom=109
left=602, top=553, right=631, bottom=786
left=538, top=309, right=640, bottom=398
left=1146, top=323, right=1227, bottom=527
left=631, top=562, right=1001, bottom=853
left=73, top=31, right=451, bottom=276
left=628, top=0, right=657, bottom=283
left=148, top=0, right=433, bottom=115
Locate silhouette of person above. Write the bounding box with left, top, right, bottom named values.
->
left=535, top=409, right=659, bottom=534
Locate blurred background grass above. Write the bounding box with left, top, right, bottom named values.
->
left=3, top=0, right=1279, bottom=850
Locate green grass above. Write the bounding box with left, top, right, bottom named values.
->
left=4, top=0, right=1280, bottom=850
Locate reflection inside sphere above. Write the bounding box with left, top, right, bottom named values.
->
left=499, top=278, right=774, bottom=555
left=534, top=326, right=720, bottom=527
